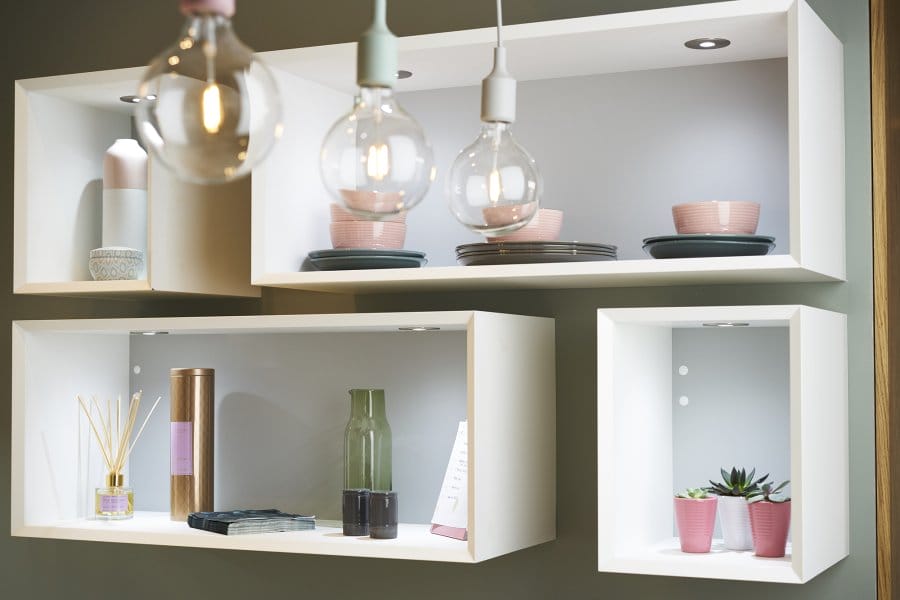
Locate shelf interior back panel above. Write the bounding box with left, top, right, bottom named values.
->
left=261, top=57, right=789, bottom=272
left=123, top=331, right=467, bottom=524
left=671, top=326, right=791, bottom=538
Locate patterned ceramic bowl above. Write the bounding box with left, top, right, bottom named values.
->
left=329, top=221, right=406, bottom=249
left=89, top=247, right=143, bottom=281
left=672, top=201, right=760, bottom=234
left=487, top=208, right=563, bottom=242
left=330, top=203, right=406, bottom=223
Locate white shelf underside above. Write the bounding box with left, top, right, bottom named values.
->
left=603, top=538, right=798, bottom=583
left=16, top=512, right=472, bottom=562
left=256, top=255, right=838, bottom=293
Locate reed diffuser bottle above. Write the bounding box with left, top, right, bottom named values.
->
left=78, top=392, right=161, bottom=521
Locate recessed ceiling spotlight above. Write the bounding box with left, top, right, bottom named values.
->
left=702, top=322, right=750, bottom=328
left=398, top=326, right=441, bottom=332
left=684, top=37, right=731, bottom=50
left=131, top=330, right=170, bottom=335
left=119, top=95, right=142, bottom=104
left=396, top=70, right=413, bottom=79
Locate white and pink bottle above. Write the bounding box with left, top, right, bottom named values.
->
left=102, top=139, right=148, bottom=277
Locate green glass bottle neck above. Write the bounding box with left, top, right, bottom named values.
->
left=349, top=389, right=386, bottom=420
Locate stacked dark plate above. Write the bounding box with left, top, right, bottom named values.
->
left=308, top=248, right=427, bottom=270
left=642, top=234, right=775, bottom=259
left=456, top=241, right=617, bottom=266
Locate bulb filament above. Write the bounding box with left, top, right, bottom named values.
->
left=367, top=143, right=390, bottom=181
left=488, top=168, right=502, bottom=203
left=202, top=83, right=223, bottom=134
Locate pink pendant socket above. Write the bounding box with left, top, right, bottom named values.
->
left=180, top=0, right=235, bottom=17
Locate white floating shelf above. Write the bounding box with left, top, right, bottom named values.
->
left=11, top=311, right=556, bottom=563
left=596, top=305, right=848, bottom=583
left=23, top=513, right=472, bottom=562
left=14, top=0, right=844, bottom=297
left=14, top=78, right=258, bottom=298
left=251, top=0, right=844, bottom=293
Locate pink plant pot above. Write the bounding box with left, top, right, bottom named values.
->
left=672, top=201, right=760, bottom=234
left=329, top=221, right=406, bottom=249
left=748, top=500, right=791, bottom=558
left=487, top=208, right=564, bottom=242
left=674, top=496, right=718, bottom=553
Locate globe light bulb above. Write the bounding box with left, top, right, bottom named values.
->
left=319, top=0, right=434, bottom=218
left=447, top=1, right=541, bottom=235
left=135, top=0, right=282, bottom=184
left=448, top=121, right=540, bottom=235
left=320, top=86, right=434, bottom=217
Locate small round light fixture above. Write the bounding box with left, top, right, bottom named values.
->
left=684, top=37, right=731, bottom=50
left=131, top=330, right=170, bottom=336
left=398, top=326, right=440, bottom=332
left=702, top=322, right=750, bottom=328
left=119, top=95, right=142, bottom=104
left=396, top=70, right=413, bottom=80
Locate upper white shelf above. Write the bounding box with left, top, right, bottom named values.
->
left=13, top=0, right=844, bottom=296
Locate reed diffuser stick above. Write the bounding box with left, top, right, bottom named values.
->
left=76, top=391, right=162, bottom=477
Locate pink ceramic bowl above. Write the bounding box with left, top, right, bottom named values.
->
left=672, top=201, right=760, bottom=234
left=339, top=189, right=404, bottom=214
left=330, top=221, right=406, bottom=249
left=487, top=208, right=564, bottom=242
left=330, top=203, right=405, bottom=223
left=482, top=203, right=538, bottom=228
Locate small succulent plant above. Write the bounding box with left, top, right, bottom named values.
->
left=705, top=466, right=769, bottom=497
left=748, top=480, right=790, bottom=503
left=676, top=487, right=711, bottom=499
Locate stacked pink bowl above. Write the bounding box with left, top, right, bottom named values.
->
left=329, top=204, right=407, bottom=249
left=486, top=208, right=564, bottom=242
left=672, top=201, right=760, bottom=234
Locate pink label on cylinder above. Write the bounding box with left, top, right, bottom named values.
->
left=99, top=494, right=128, bottom=513
left=171, top=422, right=193, bottom=476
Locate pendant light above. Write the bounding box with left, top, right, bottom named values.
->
left=135, top=0, right=282, bottom=184
left=320, top=0, right=435, bottom=218
left=447, top=0, right=541, bottom=235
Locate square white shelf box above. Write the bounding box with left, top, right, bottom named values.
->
left=11, top=311, right=555, bottom=563
left=251, top=0, right=843, bottom=293
left=13, top=69, right=258, bottom=298
left=596, top=305, right=847, bottom=583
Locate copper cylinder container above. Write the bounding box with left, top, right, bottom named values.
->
left=170, top=368, right=214, bottom=521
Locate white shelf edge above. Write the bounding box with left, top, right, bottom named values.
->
left=253, top=255, right=842, bottom=294
left=13, top=513, right=473, bottom=563
left=599, top=538, right=800, bottom=583
left=13, top=280, right=261, bottom=299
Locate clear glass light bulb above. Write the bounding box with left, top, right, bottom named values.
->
left=135, top=12, right=282, bottom=184
left=320, top=86, right=435, bottom=217
left=448, top=122, right=541, bottom=235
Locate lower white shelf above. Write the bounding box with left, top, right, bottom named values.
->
left=606, top=538, right=797, bottom=583
left=16, top=512, right=472, bottom=562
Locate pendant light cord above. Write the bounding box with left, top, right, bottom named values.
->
left=496, top=0, right=503, bottom=47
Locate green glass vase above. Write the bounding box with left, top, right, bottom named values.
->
left=344, top=389, right=392, bottom=492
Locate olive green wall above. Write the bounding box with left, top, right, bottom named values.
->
left=0, top=1, right=873, bottom=598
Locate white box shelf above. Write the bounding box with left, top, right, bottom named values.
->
left=14, top=0, right=844, bottom=297
left=596, top=305, right=848, bottom=583
left=11, top=311, right=556, bottom=562
left=251, top=0, right=844, bottom=293
left=14, top=72, right=258, bottom=298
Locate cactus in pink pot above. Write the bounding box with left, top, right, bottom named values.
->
left=674, top=488, right=718, bottom=553
left=747, top=479, right=791, bottom=558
